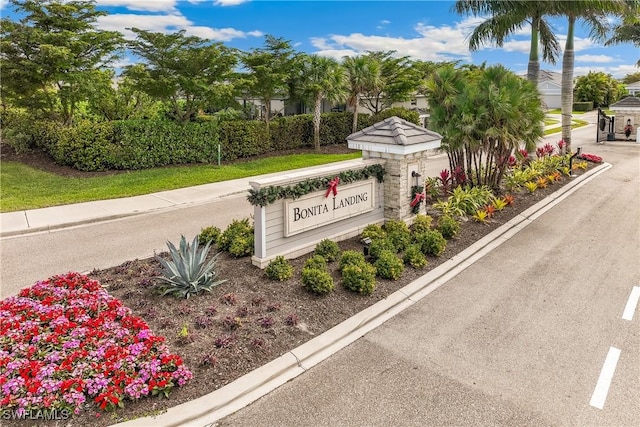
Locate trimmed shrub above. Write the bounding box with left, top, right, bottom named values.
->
left=218, top=120, right=270, bottom=161
left=361, top=224, right=386, bottom=241
left=403, top=244, right=428, bottom=269
left=437, top=215, right=460, bottom=240
left=342, top=262, right=377, bottom=295
left=218, top=218, right=254, bottom=257
left=302, top=268, right=335, bottom=295
left=573, top=101, right=593, bottom=112
left=314, top=239, right=341, bottom=262
left=303, top=255, right=327, bottom=271
left=374, top=250, right=405, bottom=280
left=415, top=230, right=447, bottom=257
left=412, top=214, right=433, bottom=234
left=384, top=219, right=411, bottom=252
left=368, top=238, right=396, bottom=260
left=199, top=226, right=221, bottom=246
left=265, top=256, right=294, bottom=281
left=339, top=250, right=367, bottom=272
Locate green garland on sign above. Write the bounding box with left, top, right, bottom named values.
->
left=247, top=164, right=386, bottom=207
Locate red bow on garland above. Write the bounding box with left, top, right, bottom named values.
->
left=325, top=177, right=340, bottom=198
left=410, top=192, right=425, bottom=207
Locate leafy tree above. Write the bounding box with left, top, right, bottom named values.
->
left=425, top=64, right=543, bottom=190
left=124, top=29, right=238, bottom=122
left=556, top=0, right=627, bottom=153
left=239, top=35, right=298, bottom=131
left=342, top=55, right=379, bottom=133
left=0, top=0, right=123, bottom=124
left=622, top=72, right=640, bottom=84
left=298, top=54, right=347, bottom=150
left=574, top=71, right=624, bottom=107
left=85, top=70, right=159, bottom=121
left=359, top=51, right=419, bottom=114
left=453, top=0, right=560, bottom=86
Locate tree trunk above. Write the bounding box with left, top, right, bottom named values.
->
left=561, top=16, right=575, bottom=154
left=351, top=95, right=359, bottom=134
left=313, top=94, right=322, bottom=150
left=262, top=97, right=271, bottom=134
left=527, top=16, right=541, bottom=86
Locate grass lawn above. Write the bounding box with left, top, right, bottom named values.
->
left=543, top=118, right=589, bottom=136
left=0, top=152, right=361, bottom=212
left=546, top=109, right=587, bottom=115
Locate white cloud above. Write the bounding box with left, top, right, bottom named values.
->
left=575, top=54, right=616, bottom=63
left=214, top=0, right=250, bottom=5
left=310, top=17, right=483, bottom=62
left=95, top=0, right=177, bottom=12
left=0, top=0, right=8, bottom=10
left=574, top=63, right=640, bottom=79
left=380, top=20, right=390, bottom=25
left=96, top=13, right=261, bottom=41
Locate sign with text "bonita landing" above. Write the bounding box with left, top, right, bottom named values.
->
left=284, top=179, right=375, bottom=237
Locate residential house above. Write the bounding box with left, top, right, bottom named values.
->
left=625, top=81, right=640, bottom=97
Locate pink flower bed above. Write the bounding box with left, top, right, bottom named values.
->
left=0, top=272, right=192, bottom=415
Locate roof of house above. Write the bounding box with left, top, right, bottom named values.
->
left=626, top=81, right=640, bottom=89
left=610, top=96, right=640, bottom=109
left=347, top=116, right=441, bottom=146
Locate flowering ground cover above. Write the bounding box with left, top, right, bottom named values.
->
left=0, top=272, right=192, bottom=418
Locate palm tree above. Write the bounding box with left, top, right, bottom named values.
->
left=342, top=55, right=379, bottom=134
left=452, top=0, right=560, bottom=86
left=555, top=0, right=628, bottom=153
left=299, top=55, right=347, bottom=150
left=605, top=1, right=640, bottom=65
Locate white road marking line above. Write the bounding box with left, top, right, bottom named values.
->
left=590, top=347, right=621, bottom=410
left=622, top=286, right=640, bottom=321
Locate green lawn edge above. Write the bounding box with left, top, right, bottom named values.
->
left=0, top=151, right=361, bottom=212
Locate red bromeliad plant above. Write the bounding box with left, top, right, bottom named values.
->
left=577, top=153, right=603, bottom=163
left=439, top=169, right=452, bottom=196
left=0, top=273, right=192, bottom=416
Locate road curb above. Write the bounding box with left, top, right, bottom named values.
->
left=112, top=162, right=612, bottom=427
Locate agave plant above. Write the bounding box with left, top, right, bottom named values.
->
left=155, top=235, right=226, bottom=299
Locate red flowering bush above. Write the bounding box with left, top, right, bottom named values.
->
left=577, top=153, right=603, bottom=163
left=0, top=272, right=192, bottom=416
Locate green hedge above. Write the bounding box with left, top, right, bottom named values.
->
left=573, top=101, right=594, bottom=112
left=2, top=107, right=421, bottom=171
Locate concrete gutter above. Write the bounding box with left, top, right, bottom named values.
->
left=112, top=162, right=612, bottom=427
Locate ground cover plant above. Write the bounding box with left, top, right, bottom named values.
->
left=0, top=273, right=192, bottom=418
left=0, top=143, right=601, bottom=426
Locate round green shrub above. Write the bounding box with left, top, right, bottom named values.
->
left=265, top=256, right=294, bottom=281
left=228, top=235, right=254, bottom=258
left=339, top=250, right=366, bottom=272
left=437, top=215, right=460, bottom=239
left=342, top=262, right=377, bottom=295
left=403, top=244, right=428, bottom=269
left=304, top=255, right=327, bottom=271
left=368, top=238, right=396, bottom=260
left=387, top=230, right=411, bottom=252
left=384, top=219, right=410, bottom=235
left=199, top=226, right=221, bottom=246
left=412, top=214, right=433, bottom=234
left=314, top=239, right=341, bottom=262
left=415, top=230, right=447, bottom=257
left=302, top=268, right=335, bottom=294
left=361, top=224, right=386, bottom=241
left=218, top=218, right=253, bottom=253
left=374, top=250, right=405, bottom=280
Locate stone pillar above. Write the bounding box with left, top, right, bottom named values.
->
left=348, top=116, right=442, bottom=223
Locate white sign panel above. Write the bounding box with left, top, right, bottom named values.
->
left=284, top=179, right=375, bottom=237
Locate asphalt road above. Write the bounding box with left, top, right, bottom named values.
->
left=217, top=134, right=640, bottom=425
left=0, top=194, right=254, bottom=298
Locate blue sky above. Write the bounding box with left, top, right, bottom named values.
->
left=2, top=0, right=638, bottom=79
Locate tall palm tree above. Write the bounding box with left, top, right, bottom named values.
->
left=555, top=0, right=628, bottom=153
left=453, top=0, right=560, bottom=86
left=342, top=55, right=379, bottom=134
left=299, top=55, right=347, bottom=150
